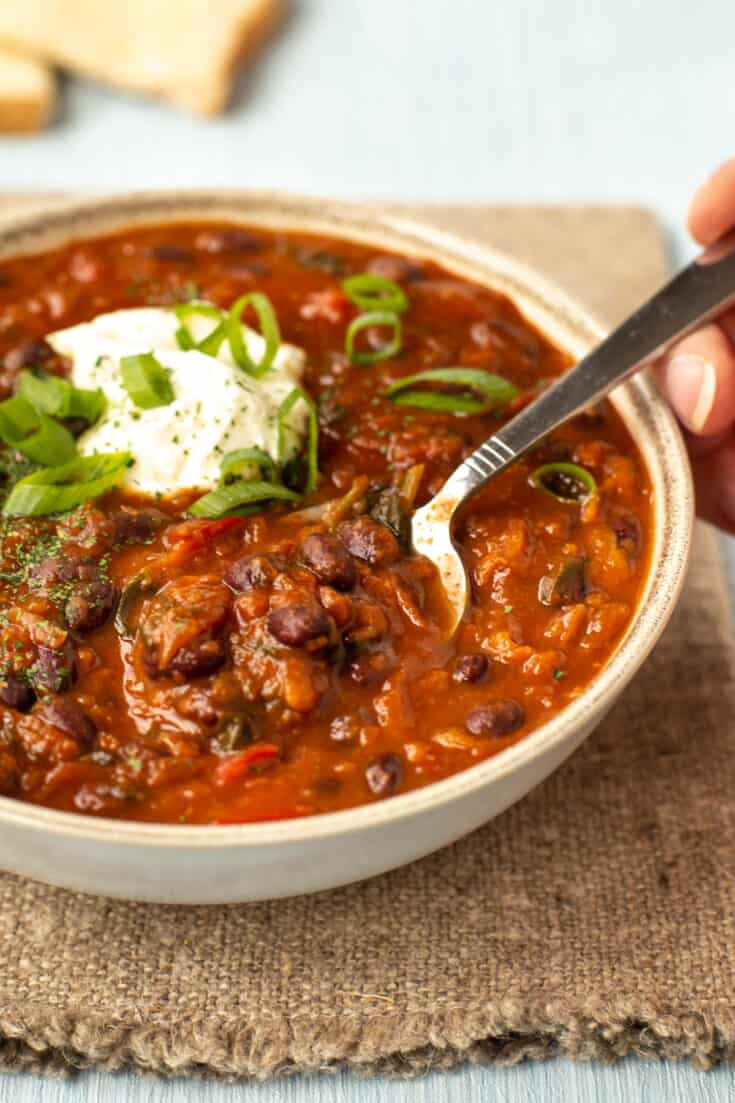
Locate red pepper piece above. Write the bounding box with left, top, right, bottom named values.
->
left=213, top=743, right=280, bottom=786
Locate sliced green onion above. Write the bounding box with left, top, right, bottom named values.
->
left=226, top=293, right=281, bottom=377
left=18, top=370, right=105, bottom=424
left=16, top=415, right=77, bottom=466
left=277, top=387, right=319, bottom=492
left=173, top=295, right=281, bottom=377
left=2, top=451, right=132, bottom=517
left=0, top=395, right=76, bottom=465
left=342, top=274, right=409, bottom=315
left=220, top=446, right=277, bottom=485
left=189, top=480, right=300, bottom=519
left=391, top=391, right=490, bottom=413
left=120, top=353, right=175, bottom=409
left=529, top=462, right=597, bottom=503
left=0, top=394, right=41, bottom=442
left=384, top=367, right=518, bottom=412
left=173, top=302, right=226, bottom=352
left=345, top=310, right=402, bottom=365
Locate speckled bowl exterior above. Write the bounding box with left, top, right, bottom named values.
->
left=0, top=192, right=694, bottom=903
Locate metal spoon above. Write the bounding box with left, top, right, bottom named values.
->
left=411, top=231, right=735, bottom=633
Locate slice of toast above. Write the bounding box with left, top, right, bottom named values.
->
left=0, top=0, right=282, bottom=116
left=0, top=46, right=55, bottom=132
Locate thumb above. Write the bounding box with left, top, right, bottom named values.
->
left=657, top=323, right=735, bottom=435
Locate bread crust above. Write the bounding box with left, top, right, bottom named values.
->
left=0, top=0, right=282, bottom=116
left=0, top=47, right=55, bottom=133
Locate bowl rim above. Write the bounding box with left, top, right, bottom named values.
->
left=0, top=189, right=694, bottom=848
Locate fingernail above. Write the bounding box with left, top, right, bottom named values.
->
left=665, top=355, right=717, bottom=433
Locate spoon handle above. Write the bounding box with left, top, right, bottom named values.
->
left=440, top=229, right=735, bottom=505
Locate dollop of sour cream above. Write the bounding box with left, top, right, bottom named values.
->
left=46, top=307, right=308, bottom=497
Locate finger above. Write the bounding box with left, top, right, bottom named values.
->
left=690, top=432, right=735, bottom=534
left=688, top=159, right=735, bottom=245
left=657, top=323, right=735, bottom=435
left=717, top=306, right=735, bottom=348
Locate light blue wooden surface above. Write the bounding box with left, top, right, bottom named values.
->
left=1, top=0, right=735, bottom=1098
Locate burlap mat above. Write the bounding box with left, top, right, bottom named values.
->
left=0, top=198, right=732, bottom=1080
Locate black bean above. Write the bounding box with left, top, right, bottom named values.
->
left=3, top=339, right=53, bottom=374
left=31, top=641, right=77, bottom=695
left=224, top=554, right=276, bottom=593
left=365, top=753, right=403, bottom=797
left=195, top=228, right=262, bottom=254
left=267, top=604, right=332, bottom=647
left=225, top=261, right=271, bottom=278
left=65, top=581, right=117, bottom=633
left=149, top=244, right=194, bottom=261
left=337, top=516, right=400, bottom=566
left=612, top=513, right=642, bottom=556
left=166, top=639, right=227, bottom=678
left=109, top=507, right=168, bottom=545
left=465, top=700, right=525, bottom=738
left=453, top=653, right=489, bottom=684
left=366, top=255, right=424, bottom=282
left=0, top=674, right=35, bottom=712
left=300, top=533, right=356, bottom=590
left=295, top=247, right=346, bottom=276
left=36, top=698, right=96, bottom=749
left=31, top=555, right=98, bottom=589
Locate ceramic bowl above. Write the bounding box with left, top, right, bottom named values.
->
left=0, top=192, right=693, bottom=903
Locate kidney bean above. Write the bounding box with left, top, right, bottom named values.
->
left=365, top=752, right=403, bottom=797
left=453, top=653, right=489, bottom=683
left=65, top=581, right=118, bottom=633
left=224, top=554, right=276, bottom=593
left=465, top=700, right=525, bottom=738
left=300, top=533, right=356, bottom=590
left=194, top=229, right=262, bottom=254
left=267, top=604, right=333, bottom=648
left=337, top=516, right=399, bottom=566
left=31, top=641, right=77, bottom=695
left=36, top=698, right=96, bottom=749
left=0, top=674, right=35, bottom=712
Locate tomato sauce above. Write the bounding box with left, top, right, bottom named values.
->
left=0, top=223, right=652, bottom=823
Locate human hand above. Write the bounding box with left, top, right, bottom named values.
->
left=658, top=159, right=735, bottom=532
